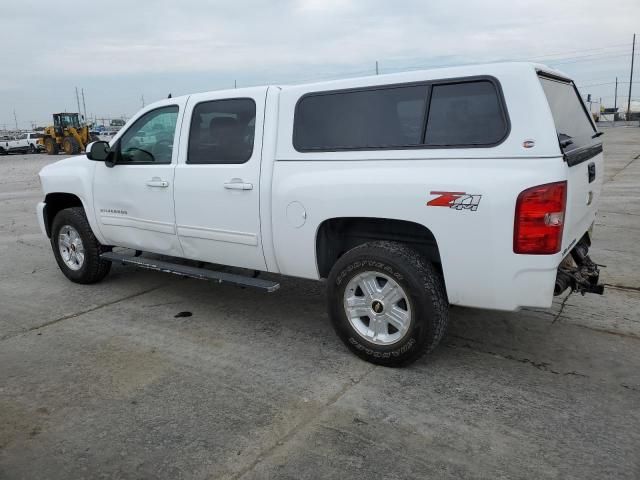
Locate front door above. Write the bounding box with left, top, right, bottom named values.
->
left=93, top=100, right=186, bottom=256
left=173, top=87, right=268, bottom=270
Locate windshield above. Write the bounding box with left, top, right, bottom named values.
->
left=59, top=114, right=80, bottom=128
left=539, top=75, right=596, bottom=152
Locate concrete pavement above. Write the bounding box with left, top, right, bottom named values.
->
left=1, top=127, right=639, bottom=479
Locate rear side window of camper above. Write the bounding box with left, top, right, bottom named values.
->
left=293, top=78, right=508, bottom=151
left=538, top=75, right=596, bottom=153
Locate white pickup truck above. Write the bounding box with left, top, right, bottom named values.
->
left=37, top=62, right=604, bottom=366
left=1, top=133, right=43, bottom=154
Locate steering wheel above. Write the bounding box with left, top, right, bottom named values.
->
left=123, top=147, right=155, bottom=162
left=152, top=139, right=173, bottom=162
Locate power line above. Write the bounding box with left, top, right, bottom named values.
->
left=527, top=42, right=631, bottom=60
left=548, top=52, right=636, bottom=66
left=578, top=80, right=640, bottom=88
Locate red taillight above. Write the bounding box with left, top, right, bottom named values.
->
left=514, top=181, right=567, bottom=254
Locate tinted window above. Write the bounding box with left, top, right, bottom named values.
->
left=425, top=81, right=507, bottom=146
left=294, top=85, right=428, bottom=150
left=188, top=98, right=256, bottom=164
left=539, top=76, right=595, bottom=152
left=118, top=106, right=178, bottom=164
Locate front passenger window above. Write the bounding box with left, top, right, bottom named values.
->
left=118, top=106, right=178, bottom=164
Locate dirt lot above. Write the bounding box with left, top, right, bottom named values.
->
left=1, top=128, right=639, bottom=479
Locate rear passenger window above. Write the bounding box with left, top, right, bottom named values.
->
left=293, top=79, right=508, bottom=152
left=294, top=86, right=428, bottom=151
left=425, top=81, right=507, bottom=146
left=188, top=98, right=256, bottom=164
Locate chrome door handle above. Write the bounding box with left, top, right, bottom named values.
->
left=146, top=178, right=169, bottom=188
left=224, top=179, right=253, bottom=190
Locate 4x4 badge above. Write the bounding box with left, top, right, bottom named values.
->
left=427, top=191, right=482, bottom=211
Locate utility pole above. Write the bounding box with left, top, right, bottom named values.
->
left=141, top=95, right=145, bottom=108
left=75, top=87, right=81, bottom=115
left=614, top=77, right=618, bottom=111
left=234, top=80, right=237, bottom=88
left=627, top=33, right=636, bottom=121
left=375, top=61, right=379, bottom=75
left=81, top=88, right=87, bottom=122
left=13, top=110, right=18, bottom=130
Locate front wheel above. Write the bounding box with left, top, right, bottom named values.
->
left=45, top=137, right=58, bottom=155
left=51, top=207, right=111, bottom=284
left=327, top=241, right=448, bottom=367
left=62, top=136, right=80, bottom=155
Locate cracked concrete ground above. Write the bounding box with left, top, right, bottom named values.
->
left=1, top=127, right=639, bottom=479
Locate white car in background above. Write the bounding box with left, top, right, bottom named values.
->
left=98, top=131, right=119, bottom=142
left=0, top=132, right=43, bottom=154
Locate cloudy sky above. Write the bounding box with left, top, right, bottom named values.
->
left=1, top=0, right=638, bottom=129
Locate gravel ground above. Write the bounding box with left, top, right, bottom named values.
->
left=1, top=127, right=639, bottom=479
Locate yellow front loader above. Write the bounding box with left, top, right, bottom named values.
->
left=39, top=113, right=96, bottom=155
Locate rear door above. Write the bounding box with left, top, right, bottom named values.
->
left=539, top=73, right=604, bottom=252
left=173, top=87, right=268, bottom=271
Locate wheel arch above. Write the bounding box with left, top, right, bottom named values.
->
left=42, top=192, right=85, bottom=237
left=315, top=217, right=442, bottom=279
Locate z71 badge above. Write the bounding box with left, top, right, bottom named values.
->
left=427, top=191, right=482, bottom=211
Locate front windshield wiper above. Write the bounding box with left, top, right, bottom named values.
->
left=592, top=131, right=604, bottom=139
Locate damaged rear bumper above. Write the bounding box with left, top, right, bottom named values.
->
left=554, top=235, right=604, bottom=296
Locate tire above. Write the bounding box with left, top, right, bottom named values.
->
left=327, top=241, right=448, bottom=367
left=51, top=207, right=111, bottom=284
left=29, top=144, right=36, bottom=154
left=0, top=147, right=6, bottom=155
left=62, top=136, right=80, bottom=155
left=45, top=137, right=59, bottom=155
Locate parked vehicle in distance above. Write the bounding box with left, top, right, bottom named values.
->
left=0, top=137, right=25, bottom=155
left=25, top=132, right=44, bottom=153
left=0, top=132, right=42, bottom=154
left=97, top=130, right=119, bottom=142
left=36, top=62, right=604, bottom=366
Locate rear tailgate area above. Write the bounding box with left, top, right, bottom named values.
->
left=538, top=73, right=604, bottom=255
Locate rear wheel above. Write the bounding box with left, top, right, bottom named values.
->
left=51, top=207, right=111, bottom=284
left=327, top=241, right=448, bottom=367
left=0, top=147, right=6, bottom=155
left=62, top=136, right=80, bottom=155
left=45, top=137, right=59, bottom=155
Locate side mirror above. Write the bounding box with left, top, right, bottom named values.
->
left=87, top=141, right=111, bottom=161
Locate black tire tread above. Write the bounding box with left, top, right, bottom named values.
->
left=327, top=240, right=448, bottom=366
left=51, top=207, right=111, bottom=284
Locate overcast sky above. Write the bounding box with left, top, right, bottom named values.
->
left=1, top=0, right=638, bottom=129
